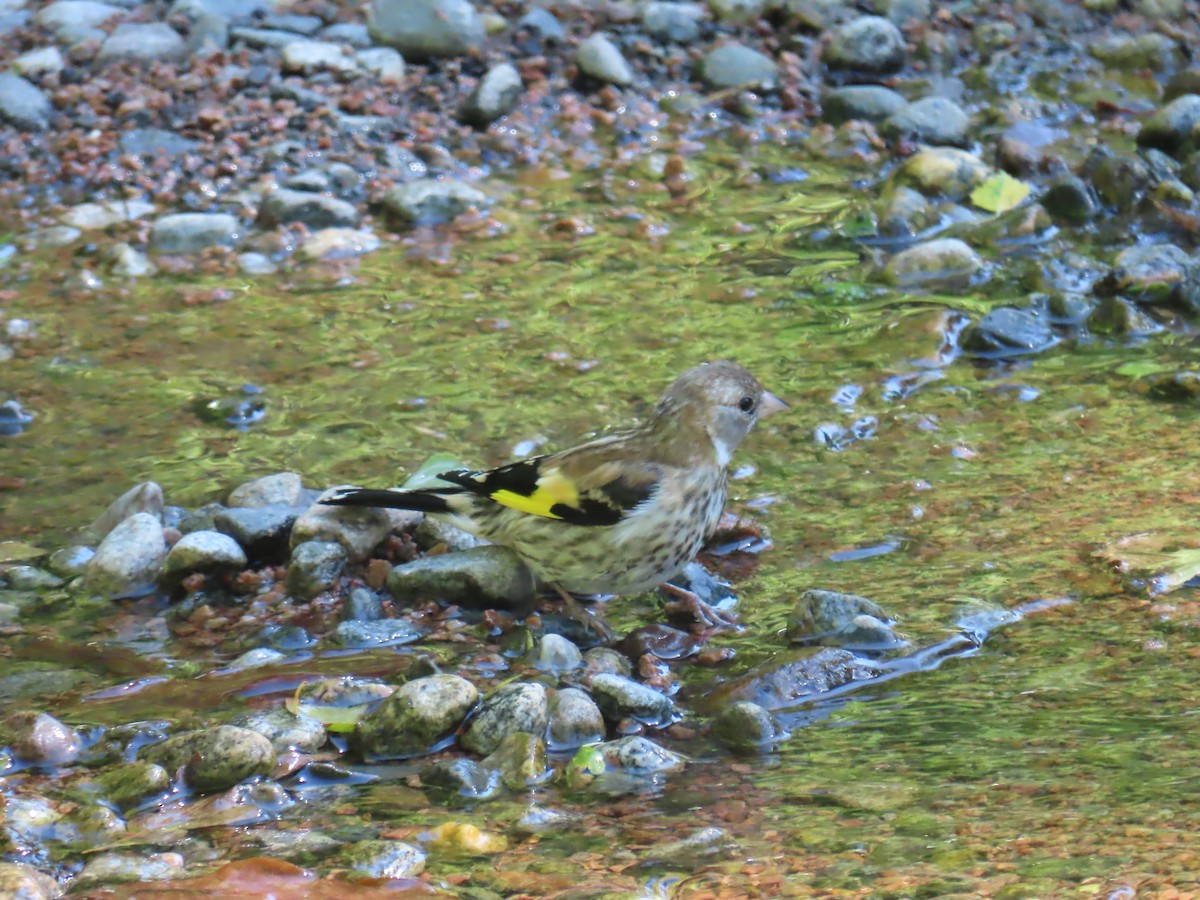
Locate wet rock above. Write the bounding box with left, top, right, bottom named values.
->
left=227, top=646, right=286, bottom=669
left=1088, top=295, right=1163, bottom=336
left=697, top=647, right=881, bottom=712
left=234, top=707, right=327, bottom=753
left=258, top=187, right=360, bottom=229
left=98, top=22, right=184, bottom=61
left=712, top=700, right=783, bottom=752
left=342, top=586, right=383, bottom=621
left=577, top=33, right=633, bottom=87
left=1137, top=94, right=1200, bottom=157
left=641, top=2, right=704, bottom=43
left=62, top=200, right=156, bottom=231
left=138, top=725, right=276, bottom=794
left=1042, top=175, right=1098, bottom=223
left=459, top=61, right=523, bottom=127
left=588, top=673, right=674, bottom=727
left=582, top=646, right=632, bottom=678
left=526, top=632, right=582, bottom=674
left=893, top=147, right=990, bottom=198
left=214, top=504, right=305, bottom=559
left=286, top=540, right=347, bottom=599
left=548, top=687, right=606, bottom=750
left=0, top=862, right=59, bottom=900
left=334, top=617, right=424, bottom=648
left=1164, top=69, right=1200, bottom=104
left=421, top=757, right=500, bottom=798
left=886, top=0, right=930, bottom=25
left=1097, top=243, right=1200, bottom=311
left=355, top=674, right=478, bottom=759
left=237, top=252, right=277, bottom=274
left=85, top=512, right=166, bottom=597
left=822, top=15, right=906, bottom=78
left=368, top=0, right=484, bottom=59
left=107, top=242, right=156, bottom=277
left=481, top=731, right=549, bottom=790
left=1085, top=150, right=1153, bottom=210
left=280, top=39, right=360, bottom=74
left=162, top=530, right=247, bottom=580
left=414, top=514, right=480, bottom=551
left=620, top=624, right=702, bottom=661
left=228, top=472, right=303, bottom=508
left=72, top=852, right=184, bottom=891
left=697, top=43, right=778, bottom=91
left=515, top=805, right=584, bottom=835
left=34, top=0, right=121, bottom=42
left=386, top=545, right=535, bottom=611
left=822, top=84, right=907, bottom=124
left=1090, top=32, right=1178, bottom=71
left=884, top=238, right=983, bottom=289
left=12, top=46, right=64, bottom=77
left=881, top=97, right=970, bottom=147
left=320, top=21, right=372, bottom=46
left=293, top=494, right=391, bottom=562
left=91, top=760, right=171, bottom=809
left=378, top=178, right=488, bottom=227
left=333, top=840, right=426, bottom=879
left=961, top=307, right=1058, bottom=357
left=355, top=46, right=406, bottom=83
left=150, top=213, right=242, bottom=253
left=7, top=710, right=82, bottom=765
left=461, top=682, right=549, bottom=754
left=0, top=72, right=59, bottom=131
left=598, top=735, right=685, bottom=773
left=3, top=566, right=63, bottom=591
left=517, top=7, right=563, bottom=41
left=231, top=26, right=307, bottom=49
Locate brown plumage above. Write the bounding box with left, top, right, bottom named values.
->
left=322, top=361, right=787, bottom=621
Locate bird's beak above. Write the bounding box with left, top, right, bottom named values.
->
left=758, top=390, right=789, bottom=418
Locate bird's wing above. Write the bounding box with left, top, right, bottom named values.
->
left=438, top=455, right=662, bottom=526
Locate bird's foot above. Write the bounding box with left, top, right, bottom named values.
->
left=549, top=584, right=615, bottom=644
left=659, top=582, right=741, bottom=630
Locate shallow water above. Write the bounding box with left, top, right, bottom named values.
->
left=3, top=142, right=1200, bottom=896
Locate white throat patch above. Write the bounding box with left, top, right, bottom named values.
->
left=712, top=433, right=734, bottom=468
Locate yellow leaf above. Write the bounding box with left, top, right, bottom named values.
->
left=970, top=172, right=1031, bottom=213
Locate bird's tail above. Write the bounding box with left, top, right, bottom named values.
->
left=320, top=486, right=462, bottom=514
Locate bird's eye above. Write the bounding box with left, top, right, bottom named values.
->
left=738, top=396, right=756, bottom=413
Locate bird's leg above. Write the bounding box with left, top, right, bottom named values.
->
left=550, top=583, right=615, bottom=643
left=659, top=582, right=741, bottom=630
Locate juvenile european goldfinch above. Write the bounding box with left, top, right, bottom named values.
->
left=322, top=361, right=787, bottom=627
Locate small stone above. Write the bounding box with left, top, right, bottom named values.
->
left=577, top=33, right=634, bottom=87
left=387, top=545, right=535, bottom=611
left=106, top=242, right=157, bottom=277
left=85, top=512, right=166, bottom=597
left=92, top=760, right=171, bottom=809
left=292, top=491, right=390, bottom=562
left=368, top=0, right=484, bottom=59
left=961, top=307, right=1058, bottom=357
left=822, top=85, right=907, bottom=124
left=150, top=213, right=242, bottom=253
left=588, top=673, right=674, bottom=727
left=884, top=238, right=983, bottom=289
left=527, top=633, right=582, bottom=674
left=228, top=472, right=303, bottom=508
left=12, top=46, right=64, bottom=77
left=697, top=43, right=778, bottom=90
left=0, top=73, right=52, bottom=131
left=641, top=2, right=704, bottom=43
left=880, top=96, right=970, bottom=147
left=162, top=530, right=247, bottom=580
left=1137, top=94, right=1200, bottom=157
left=333, top=840, right=426, bottom=879
left=7, top=710, right=83, bottom=765
left=355, top=674, right=479, bottom=759
left=356, top=46, right=406, bottom=82
left=461, top=682, right=549, bottom=755
left=0, top=862, right=59, bottom=900
left=334, top=618, right=424, bottom=648
left=258, top=187, right=360, bottom=229
left=233, top=706, right=327, bottom=753
left=377, top=178, right=488, bottom=227
left=98, top=22, right=185, bottom=62
left=1042, top=175, right=1099, bottom=223
left=598, top=735, right=685, bottom=773
left=320, top=22, right=372, bottom=46
left=548, top=687, right=605, bottom=750
left=822, top=15, right=906, bottom=77
left=712, top=701, right=783, bottom=752
left=300, top=227, right=381, bottom=260
left=421, top=757, right=499, bottom=798
left=893, top=147, right=990, bottom=198
left=280, top=39, right=360, bottom=74
left=708, top=0, right=763, bottom=21
left=213, top=504, right=306, bottom=560
left=138, top=725, right=276, bottom=794
left=459, top=61, right=523, bottom=127
left=286, top=540, right=348, bottom=600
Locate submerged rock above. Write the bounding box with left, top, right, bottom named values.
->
left=787, top=589, right=906, bottom=649
left=139, top=725, right=276, bottom=794
left=481, top=731, right=550, bottom=790
left=712, top=701, right=784, bottom=752
left=548, top=687, right=606, bottom=750
left=332, top=839, right=426, bottom=878
left=697, top=647, right=881, bottom=713
left=378, top=178, right=488, bottom=227
left=961, top=307, right=1059, bottom=358
left=422, top=757, right=501, bottom=798
left=884, top=238, right=983, bottom=289
left=588, top=673, right=675, bottom=727
left=7, top=710, right=83, bottom=765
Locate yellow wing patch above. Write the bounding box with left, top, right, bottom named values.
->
left=490, top=469, right=578, bottom=519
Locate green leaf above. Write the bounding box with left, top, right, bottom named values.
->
left=1093, top=532, right=1200, bottom=596
left=970, top=172, right=1032, bottom=213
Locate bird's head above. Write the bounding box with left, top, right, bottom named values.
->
left=650, top=361, right=788, bottom=466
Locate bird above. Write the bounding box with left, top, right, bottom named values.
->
left=321, top=361, right=787, bottom=631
